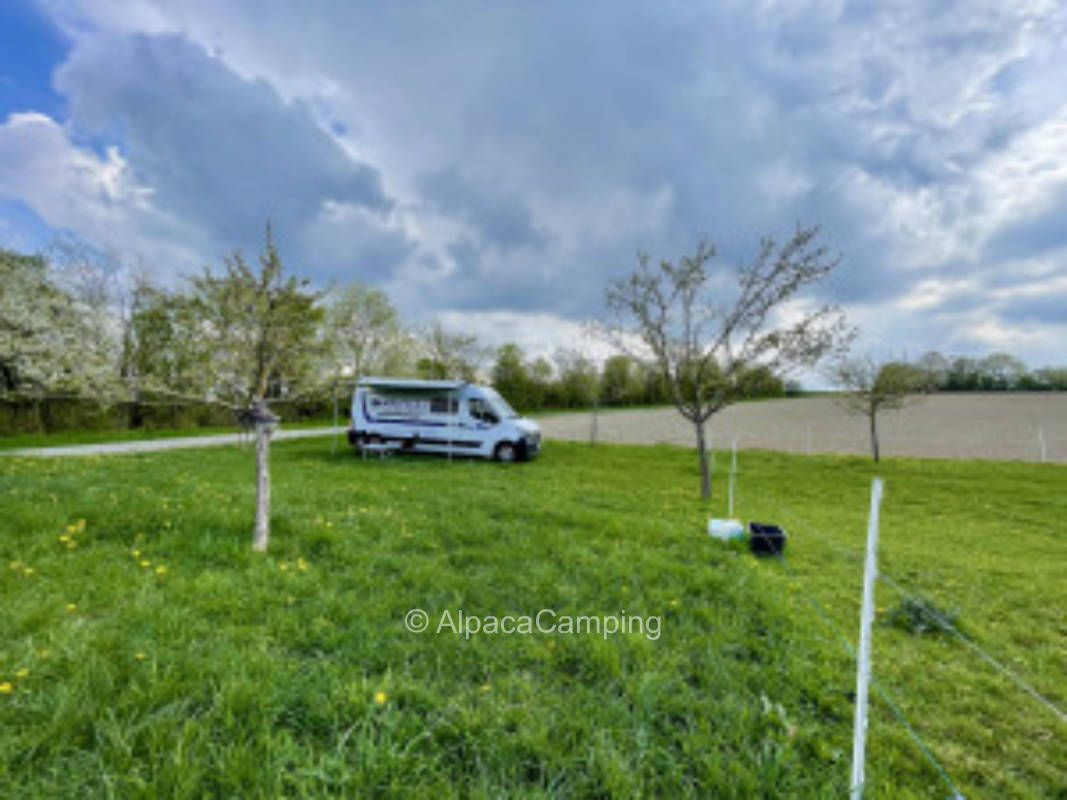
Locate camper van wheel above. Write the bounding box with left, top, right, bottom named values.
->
left=494, top=441, right=517, bottom=463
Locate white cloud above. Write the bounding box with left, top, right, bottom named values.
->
left=0, top=111, right=204, bottom=271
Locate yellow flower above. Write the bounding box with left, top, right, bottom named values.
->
left=22, top=567, right=35, bottom=576
left=134, top=652, right=148, bottom=661
left=65, top=603, right=77, bottom=612
left=65, top=524, right=77, bottom=535
left=296, top=557, right=309, bottom=572
left=155, top=565, right=168, bottom=576
left=669, top=598, right=680, bottom=608
left=140, top=560, right=151, bottom=568
left=14, top=667, right=29, bottom=679
left=75, top=518, right=86, bottom=533
left=0, top=682, right=12, bottom=695
left=480, top=683, right=491, bottom=692
left=279, top=561, right=290, bottom=571
left=373, top=691, right=388, bottom=705
left=59, top=534, right=71, bottom=543
left=131, top=549, right=141, bottom=558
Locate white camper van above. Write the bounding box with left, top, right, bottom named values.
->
left=347, top=377, right=541, bottom=462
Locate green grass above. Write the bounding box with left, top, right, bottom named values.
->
left=0, top=418, right=337, bottom=451
left=0, top=441, right=1063, bottom=798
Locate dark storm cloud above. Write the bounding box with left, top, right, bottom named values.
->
left=998, top=291, right=1067, bottom=326
left=419, top=166, right=547, bottom=251
left=52, top=32, right=391, bottom=254
left=983, top=187, right=1067, bottom=262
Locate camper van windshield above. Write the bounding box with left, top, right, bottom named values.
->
left=484, top=389, right=519, bottom=419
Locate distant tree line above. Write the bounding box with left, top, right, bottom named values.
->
left=0, top=241, right=791, bottom=434
left=911, top=351, right=1067, bottom=392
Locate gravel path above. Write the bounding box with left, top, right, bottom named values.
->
left=4, top=394, right=1064, bottom=462
left=0, top=427, right=345, bottom=457
left=536, top=394, right=1067, bottom=462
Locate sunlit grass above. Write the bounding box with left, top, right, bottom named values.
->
left=0, top=440, right=1063, bottom=798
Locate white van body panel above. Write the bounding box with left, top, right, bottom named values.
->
left=348, top=377, right=541, bottom=460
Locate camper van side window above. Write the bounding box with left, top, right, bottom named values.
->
left=430, top=396, right=458, bottom=414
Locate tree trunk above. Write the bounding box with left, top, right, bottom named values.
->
left=869, top=410, right=880, bottom=463
left=695, top=420, right=711, bottom=499
left=590, top=394, right=599, bottom=446
left=253, top=419, right=271, bottom=551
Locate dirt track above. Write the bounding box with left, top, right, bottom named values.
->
left=536, top=394, right=1067, bottom=462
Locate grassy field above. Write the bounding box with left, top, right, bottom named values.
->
left=0, top=439, right=1063, bottom=798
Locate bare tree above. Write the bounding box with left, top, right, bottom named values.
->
left=829, top=356, right=926, bottom=462
left=188, top=224, right=322, bottom=551
left=600, top=226, right=850, bottom=498
left=322, top=281, right=402, bottom=382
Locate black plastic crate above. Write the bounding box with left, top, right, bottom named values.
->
left=748, top=522, right=787, bottom=556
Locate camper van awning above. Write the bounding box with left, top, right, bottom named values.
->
left=358, top=377, right=467, bottom=391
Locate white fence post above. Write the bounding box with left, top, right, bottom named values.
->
left=851, top=477, right=884, bottom=800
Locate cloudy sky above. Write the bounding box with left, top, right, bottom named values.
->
left=1, top=0, right=1065, bottom=373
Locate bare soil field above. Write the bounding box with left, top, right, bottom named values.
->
left=537, top=393, right=1067, bottom=462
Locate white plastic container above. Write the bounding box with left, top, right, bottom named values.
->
left=707, top=518, right=745, bottom=541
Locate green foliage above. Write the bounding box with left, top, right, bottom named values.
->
left=322, top=282, right=405, bottom=381
left=915, top=351, right=1067, bottom=392
left=599, top=354, right=636, bottom=405
left=0, top=443, right=1063, bottom=797
left=126, top=285, right=206, bottom=397
left=188, top=225, right=324, bottom=408
left=418, top=322, right=482, bottom=381
left=490, top=343, right=531, bottom=408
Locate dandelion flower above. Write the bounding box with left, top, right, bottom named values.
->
left=59, top=534, right=71, bottom=543
left=296, top=557, right=309, bottom=572
left=134, top=652, right=148, bottom=661
left=23, top=567, right=35, bottom=576
left=65, top=524, right=77, bottom=535
left=0, top=682, right=12, bottom=695
left=155, top=565, right=168, bottom=576
left=373, top=691, right=388, bottom=705
left=140, top=560, right=151, bottom=568
left=65, top=603, right=77, bottom=612
left=15, top=667, right=28, bottom=679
